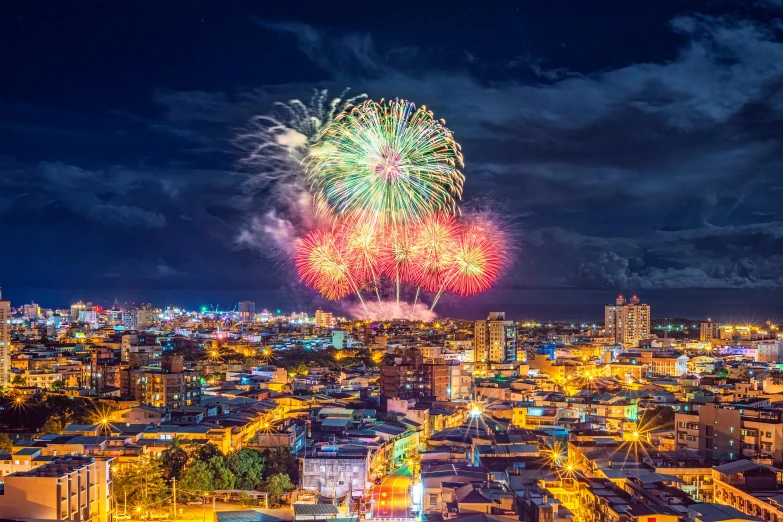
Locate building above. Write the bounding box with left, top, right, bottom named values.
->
left=0, top=455, right=114, bottom=522
left=299, top=443, right=372, bottom=500
left=380, top=348, right=449, bottom=405
left=315, top=309, right=333, bottom=329
left=756, top=341, right=783, bottom=363
left=672, top=403, right=783, bottom=463
left=124, top=354, right=200, bottom=408
left=123, top=303, right=155, bottom=330
left=238, top=301, right=256, bottom=322
left=332, top=330, right=347, bottom=349
left=70, top=300, right=87, bottom=322
left=605, top=295, right=650, bottom=347
left=0, top=287, right=10, bottom=388
left=474, top=312, right=517, bottom=363
left=701, top=321, right=722, bottom=342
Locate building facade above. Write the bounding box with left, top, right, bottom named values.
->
left=238, top=301, right=256, bottom=322
left=605, top=295, right=650, bottom=347
left=0, top=287, right=10, bottom=388
left=0, top=455, right=114, bottom=522
left=474, top=312, right=517, bottom=363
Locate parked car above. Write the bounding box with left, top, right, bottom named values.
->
left=186, top=499, right=204, bottom=506
left=116, top=513, right=131, bottom=521
left=148, top=512, right=169, bottom=520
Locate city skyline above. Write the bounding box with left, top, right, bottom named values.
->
left=2, top=2, right=783, bottom=317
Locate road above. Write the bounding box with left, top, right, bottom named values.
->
left=371, top=465, right=412, bottom=519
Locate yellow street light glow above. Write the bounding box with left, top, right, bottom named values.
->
left=633, top=431, right=639, bottom=439
left=566, top=464, right=574, bottom=472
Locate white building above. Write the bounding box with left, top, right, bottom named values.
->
left=605, top=295, right=650, bottom=347
left=250, top=365, right=288, bottom=383
left=756, top=341, right=783, bottom=363
left=474, top=312, right=517, bottom=363
left=300, top=444, right=371, bottom=499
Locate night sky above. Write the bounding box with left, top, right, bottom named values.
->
left=2, top=1, right=782, bottom=321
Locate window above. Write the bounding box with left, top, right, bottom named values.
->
left=430, top=495, right=438, bottom=506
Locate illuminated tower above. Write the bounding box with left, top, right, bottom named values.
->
left=605, top=295, right=650, bottom=347
left=474, top=312, right=517, bottom=363
left=0, top=287, right=10, bottom=388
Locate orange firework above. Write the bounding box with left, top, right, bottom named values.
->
left=446, top=224, right=501, bottom=296
left=339, top=218, right=384, bottom=284
left=410, top=213, right=460, bottom=292
left=295, top=229, right=354, bottom=300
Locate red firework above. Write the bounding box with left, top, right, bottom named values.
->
left=379, top=224, right=418, bottom=283
left=294, top=229, right=354, bottom=300
left=446, top=224, right=501, bottom=295
left=339, top=218, right=384, bottom=284
left=410, top=213, right=461, bottom=292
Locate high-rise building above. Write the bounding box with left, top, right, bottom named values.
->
left=70, top=300, right=86, bottom=322
left=123, top=303, right=155, bottom=330
left=700, top=321, right=721, bottom=342
left=380, top=348, right=449, bottom=405
left=474, top=312, right=517, bottom=363
left=238, top=301, right=256, bottom=322
left=0, top=287, right=10, bottom=388
left=605, top=295, right=650, bottom=347
left=315, top=308, right=333, bottom=328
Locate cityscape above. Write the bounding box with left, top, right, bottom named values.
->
left=3, top=2, right=783, bottom=522
left=1, top=291, right=783, bottom=522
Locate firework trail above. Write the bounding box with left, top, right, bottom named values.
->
left=304, top=98, right=464, bottom=226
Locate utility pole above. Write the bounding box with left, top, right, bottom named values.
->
left=173, top=478, right=177, bottom=519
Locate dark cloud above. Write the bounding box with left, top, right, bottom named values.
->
left=2, top=3, right=782, bottom=317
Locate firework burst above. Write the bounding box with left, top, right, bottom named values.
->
left=305, top=98, right=464, bottom=226
left=294, top=229, right=360, bottom=303
left=410, top=213, right=460, bottom=292
left=446, top=224, right=501, bottom=296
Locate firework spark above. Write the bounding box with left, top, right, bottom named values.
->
left=305, top=99, right=464, bottom=226
left=295, top=229, right=355, bottom=301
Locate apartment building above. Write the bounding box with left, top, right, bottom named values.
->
left=380, top=348, right=449, bottom=405
left=675, top=402, right=783, bottom=464
left=299, top=443, right=372, bottom=499
left=0, top=455, right=114, bottom=522
left=474, top=312, right=517, bottom=363
left=605, top=295, right=650, bottom=347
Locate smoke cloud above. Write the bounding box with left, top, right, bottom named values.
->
left=342, top=300, right=438, bottom=321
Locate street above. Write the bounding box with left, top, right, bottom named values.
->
left=371, top=466, right=412, bottom=520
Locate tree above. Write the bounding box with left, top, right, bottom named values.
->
left=192, top=442, right=222, bottom=461
left=49, top=380, right=65, bottom=391
left=160, top=437, right=191, bottom=480
left=647, top=405, right=676, bottom=429
left=266, top=473, right=294, bottom=503
left=40, top=417, right=64, bottom=435
left=0, top=432, right=12, bottom=452
left=261, top=447, right=297, bottom=482
left=225, top=448, right=265, bottom=490
left=178, top=460, right=213, bottom=499
left=114, top=455, right=169, bottom=510
left=209, top=456, right=236, bottom=491
left=11, top=375, right=26, bottom=386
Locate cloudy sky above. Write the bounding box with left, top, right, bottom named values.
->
left=1, top=1, right=782, bottom=320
